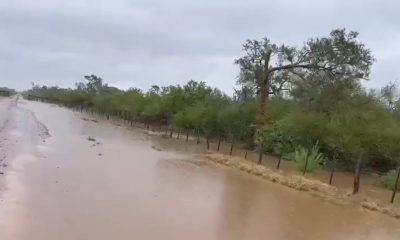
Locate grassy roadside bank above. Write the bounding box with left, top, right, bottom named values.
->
left=206, top=152, right=400, bottom=220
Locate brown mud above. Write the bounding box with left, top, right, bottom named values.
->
left=0, top=97, right=400, bottom=240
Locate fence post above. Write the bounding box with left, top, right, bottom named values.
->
left=258, top=141, right=264, bottom=164
left=217, top=135, right=222, bottom=152
left=353, top=152, right=363, bottom=195
left=276, top=154, right=282, bottom=169
left=390, top=166, right=400, bottom=203
left=229, top=137, right=234, bottom=155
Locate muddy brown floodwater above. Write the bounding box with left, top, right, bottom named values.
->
left=0, top=97, right=400, bottom=240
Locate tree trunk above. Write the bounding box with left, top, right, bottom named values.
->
left=196, top=129, right=200, bottom=144
left=353, top=153, right=363, bottom=195
left=329, top=168, right=335, bottom=185
left=390, top=167, right=400, bottom=203
left=229, top=137, right=234, bottom=155
left=244, top=151, right=248, bottom=159
left=276, top=154, right=282, bottom=169
left=186, top=130, right=189, bottom=142
left=258, top=53, right=271, bottom=123
left=177, top=129, right=180, bottom=139
left=106, top=114, right=109, bottom=120
left=206, top=136, right=210, bottom=150
left=258, top=141, right=264, bottom=164
left=328, top=158, right=336, bottom=185
left=217, top=135, right=222, bottom=152
left=169, top=128, right=173, bottom=138
left=259, top=77, right=269, bottom=118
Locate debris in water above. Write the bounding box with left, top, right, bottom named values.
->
left=2, top=163, right=7, bottom=167
left=0, top=172, right=4, bottom=175
left=87, top=136, right=96, bottom=142
left=151, top=146, right=162, bottom=151
left=98, top=153, right=102, bottom=156
left=81, top=117, right=98, bottom=123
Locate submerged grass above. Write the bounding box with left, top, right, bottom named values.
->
left=206, top=152, right=400, bottom=220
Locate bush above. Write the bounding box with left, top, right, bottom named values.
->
left=378, top=169, right=400, bottom=191
left=294, top=144, right=325, bottom=173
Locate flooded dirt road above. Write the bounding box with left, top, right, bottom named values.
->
left=0, top=97, right=399, bottom=240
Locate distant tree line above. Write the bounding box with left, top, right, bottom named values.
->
left=23, top=29, right=400, bottom=199
left=0, top=87, right=16, bottom=96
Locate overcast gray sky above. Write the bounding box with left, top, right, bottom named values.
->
left=0, top=0, right=399, bottom=94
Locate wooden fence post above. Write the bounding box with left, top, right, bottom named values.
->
left=258, top=141, right=264, bottom=164
left=390, top=167, right=400, bottom=203
left=217, top=135, right=222, bottom=152
left=353, top=152, right=363, bottom=195
left=276, top=154, right=282, bottom=169
left=229, top=137, right=234, bottom=156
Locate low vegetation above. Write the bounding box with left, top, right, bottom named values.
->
left=294, top=144, right=324, bottom=174
left=0, top=87, right=16, bottom=96
left=379, top=170, right=400, bottom=192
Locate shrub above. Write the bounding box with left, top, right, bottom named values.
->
left=378, top=170, right=400, bottom=191
left=294, top=144, right=325, bottom=173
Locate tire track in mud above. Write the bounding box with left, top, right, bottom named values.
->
left=0, top=98, right=16, bottom=176
left=0, top=98, right=16, bottom=134
left=0, top=98, right=51, bottom=179
left=0, top=99, right=14, bottom=182
left=27, top=110, right=51, bottom=140
left=0, top=119, right=9, bottom=135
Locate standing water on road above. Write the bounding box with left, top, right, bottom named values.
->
left=0, top=98, right=399, bottom=240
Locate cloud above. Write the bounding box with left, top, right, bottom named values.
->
left=0, top=0, right=399, bottom=94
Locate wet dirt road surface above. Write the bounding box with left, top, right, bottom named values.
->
left=0, top=97, right=399, bottom=240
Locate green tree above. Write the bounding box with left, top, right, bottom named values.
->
left=84, top=75, right=103, bottom=95
left=235, top=29, right=374, bottom=121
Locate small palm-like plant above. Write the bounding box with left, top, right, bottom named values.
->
left=294, top=144, right=324, bottom=174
